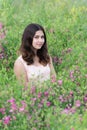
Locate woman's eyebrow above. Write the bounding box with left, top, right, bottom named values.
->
left=34, top=34, right=44, bottom=37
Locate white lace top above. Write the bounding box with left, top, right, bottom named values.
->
left=18, top=56, right=50, bottom=83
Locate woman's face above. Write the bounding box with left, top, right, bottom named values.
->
left=32, top=30, right=45, bottom=50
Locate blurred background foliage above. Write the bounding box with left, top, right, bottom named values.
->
left=0, top=0, right=87, bottom=79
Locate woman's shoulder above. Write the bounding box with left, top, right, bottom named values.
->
left=15, top=55, right=25, bottom=64
left=15, top=55, right=22, bottom=61
left=14, top=55, right=28, bottom=83
left=14, top=55, right=27, bottom=78
left=48, top=55, right=52, bottom=64
left=14, top=55, right=24, bottom=70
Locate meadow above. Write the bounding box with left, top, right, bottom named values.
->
left=0, top=0, right=87, bottom=129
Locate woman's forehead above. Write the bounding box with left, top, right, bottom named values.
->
left=34, top=30, right=44, bottom=36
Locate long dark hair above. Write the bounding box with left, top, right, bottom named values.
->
left=19, top=23, right=50, bottom=65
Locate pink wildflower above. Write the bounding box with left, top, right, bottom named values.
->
left=0, top=32, right=5, bottom=39
left=70, top=91, right=73, bottom=96
left=3, top=116, right=11, bottom=125
left=38, top=92, right=42, bottom=98
left=38, top=103, right=43, bottom=108
left=41, top=99, right=45, bottom=104
left=69, top=108, right=76, bottom=114
left=0, top=53, right=4, bottom=59
left=19, top=101, right=27, bottom=112
left=30, top=86, right=36, bottom=94
left=83, top=94, right=87, bottom=102
left=0, top=22, right=3, bottom=30
left=69, top=91, right=74, bottom=98
left=19, top=107, right=25, bottom=112
left=52, top=56, right=59, bottom=63
left=32, top=98, right=37, bottom=101
left=21, top=100, right=27, bottom=108
left=10, top=103, right=17, bottom=111
left=46, top=101, right=51, bottom=107
left=70, top=71, right=74, bottom=78
left=7, top=98, right=15, bottom=104
left=0, top=108, right=5, bottom=114
left=51, top=75, right=56, bottom=83
left=59, top=95, right=64, bottom=102
left=44, top=91, right=49, bottom=97
left=69, top=70, right=75, bottom=81
left=62, top=107, right=76, bottom=115
left=84, top=97, right=87, bottom=102
left=58, top=80, right=62, bottom=86
left=66, top=48, right=72, bottom=53
left=62, top=108, right=69, bottom=114
left=75, top=100, right=81, bottom=108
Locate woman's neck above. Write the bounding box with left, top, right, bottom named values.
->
left=34, top=55, right=39, bottom=61
left=33, top=47, right=37, bottom=55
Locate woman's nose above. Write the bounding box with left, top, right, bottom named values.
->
left=38, top=37, right=42, bottom=42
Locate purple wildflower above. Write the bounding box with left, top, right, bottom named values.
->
left=75, top=100, right=81, bottom=108
left=58, top=80, right=63, bottom=86
left=46, top=101, right=51, bottom=107
left=44, top=91, right=49, bottom=97
left=30, top=86, right=36, bottom=94
left=0, top=108, right=5, bottom=114
left=38, top=92, right=42, bottom=98
left=7, top=98, right=15, bottom=104
left=83, top=94, right=87, bottom=102
left=3, top=116, right=11, bottom=125
left=0, top=22, right=3, bottom=30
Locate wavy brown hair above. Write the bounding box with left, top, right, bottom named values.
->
left=19, top=23, right=50, bottom=65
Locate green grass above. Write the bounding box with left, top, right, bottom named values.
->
left=0, top=0, right=87, bottom=129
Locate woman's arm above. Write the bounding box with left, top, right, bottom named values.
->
left=49, top=56, right=57, bottom=79
left=14, top=59, right=28, bottom=86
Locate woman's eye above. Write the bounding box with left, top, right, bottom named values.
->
left=41, top=36, right=44, bottom=39
left=34, top=36, right=39, bottom=39
left=34, top=35, right=44, bottom=39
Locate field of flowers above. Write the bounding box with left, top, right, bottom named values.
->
left=0, top=0, right=87, bottom=129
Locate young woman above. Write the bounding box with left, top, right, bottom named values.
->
left=14, top=23, right=56, bottom=86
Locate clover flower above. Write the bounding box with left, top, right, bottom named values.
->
left=75, top=100, right=81, bottom=108
left=3, top=116, right=11, bottom=125
left=46, top=101, right=51, bottom=107
left=58, top=79, right=63, bottom=86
